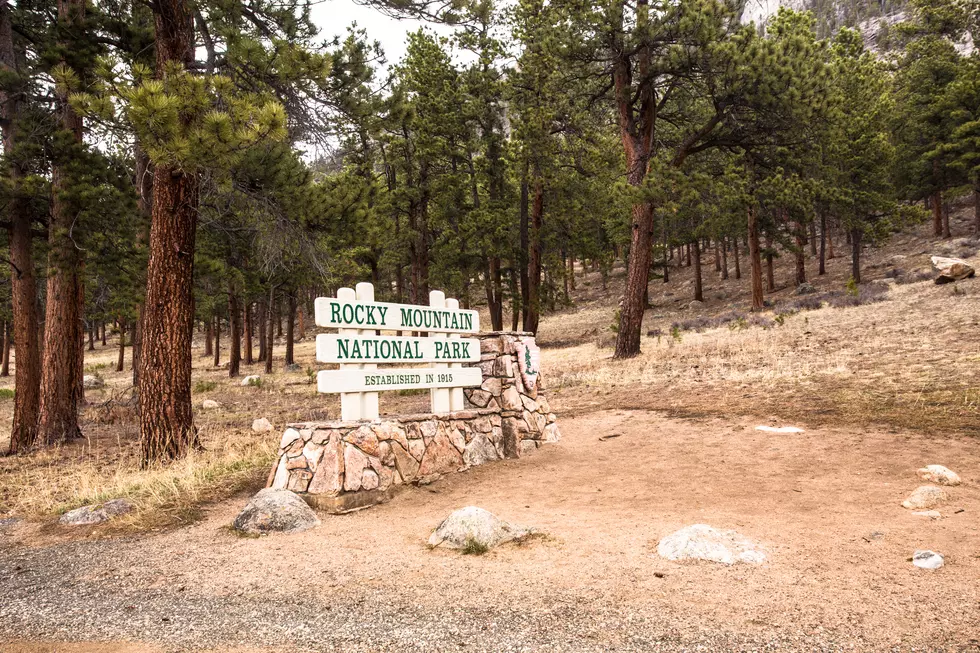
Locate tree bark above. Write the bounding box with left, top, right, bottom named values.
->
left=721, top=237, right=729, bottom=280
left=243, top=302, right=253, bottom=365
left=213, top=314, right=220, bottom=368
left=819, top=208, right=827, bottom=275
left=203, top=318, right=213, bottom=357
left=265, top=286, right=274, bottom=374
left=523, top=173, right=543, bottom=334
left=257, top=299, right=267, bottom=362
left=138, top=0, right=199, bottom=466
left=101, top=321, right=106, bottom=346
left=0, top=320, right=9, bottom=377
left=733, top=237, right=741, bottom=279
left=974, top=182, right=979, bottom=235
left=485, top=257, right=503, bottom=331
left=795, top=221, right=806, bottom=286
left=285, top=288, right=296, bottom=366
left=38, top=0, right=86, bottom=445
left=116, top=317, right=126, bottom=372
left=748, top=204, right=764, bottom=311
left=942, top=201, right=951, bottom=239
left=931, top=189, right=943, bottom=237
left=88, top=325, right=95, bottom=351
left=765, top=233, right=775, bottom=292
left=296, top=299, right=305, bottom=341
left=693, top=239, right=703, bottom=302
left=228, top=290, right=240, bottom=377
left=519, top=163, right=530, bottom=328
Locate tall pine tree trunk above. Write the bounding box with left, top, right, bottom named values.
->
left=244, top=303, right=253, bottom=365
left=3, top=0, right=40, bottom=452
left=942, top=201, right=951, bottom=239
left=38, top=0, right=85, bottom=444
left=139, top=0, right=199, bottom=465
left=819, top=208, right=827, bottom=275
left=265, top=286, right=274, bottom=374
left=228, top=289, right=240, bottom=377
left=693, top=239, right=703, bottom=302
left=203, top=318, right=213, bottom=357
left=213, top=314, right=220, bottom=368
left=748, top=204, right=764, bottom=311
left=257, top=300, right=267, bottom=362
left=765, top=233, right=775, bottom=292
left=116, top=318, right=126, bottom=372
left=0, top=320, right=9, bottom=377
left=733, top=237, right=741, bottom=279
left=524, top=173, right=543, bottom=334
left=795, top=222, right=806, bottom=286
left=721, top=237, right=729, bottom=280
left=285, top=289, right=296, bottom=366
left=518, top=164, right=530, bottom=328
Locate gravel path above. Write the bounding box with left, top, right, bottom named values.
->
left=1, top=539, right=877, bottom=652
left=3, top=412, right=979, bottom=652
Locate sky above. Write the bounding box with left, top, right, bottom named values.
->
left=310, top=0, right=456, bottom=70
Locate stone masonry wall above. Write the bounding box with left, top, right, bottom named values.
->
left=268, top=332, right=560, bottom=513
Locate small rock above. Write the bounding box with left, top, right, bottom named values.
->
left=82, top=375, right=104, bottom=390
left=427, top=506, right=533, bottom=550
left=931, top=256, right=975, bottom=284
left=917, top=464, right=961, bottom=486
left=912, top=550, right=944, bottom=570
left=657, top=524, right=766, bottom=565
left=912, top=510, right=941, bottom=519
left=201, top=399, right=221, bottom=410
left=902, top=485, right=948, bottom=509
left=252, top=418, right=273, bottom=433
left=284, top=363, right=302, bottom=372
left=241, top=375, right=261, bottom=387
left=232, top=488, right=320, bottom=535
left=795, top=282, right=817, bottom=295
left=688, top=300, right=704, bottom=310
left=755, top=425, right=804, bottom=434
left=0, top=517, right=23, bottom=531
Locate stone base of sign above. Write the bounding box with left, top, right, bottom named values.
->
left=267, top=332, right=560, bottom=513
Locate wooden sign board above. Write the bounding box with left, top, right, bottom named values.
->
left=314, top=297, right=479, bottom=334
left=317, top=367, right=482, bottom=394
left=316, top=334, right=481, bottom=364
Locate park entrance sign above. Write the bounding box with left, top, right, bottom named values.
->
left=314, top=283, right=482, bottom=420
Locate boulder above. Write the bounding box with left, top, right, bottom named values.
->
left=82, top=375, right=104, bottom=390
left=917, top=465, right=961, bottom=487
left=241, top=375, right=261, bottom=387
left=427, top=506, right=533, bottom=550
left=201, top=399, right=221, bottom=410
left=931, top=256, right=975, bottom=284
left=657, top=524, right=766, bottom=565
left=251, top=418, right=273, bottom=433
left=912, top=550, right=944, bottom=570
left=60, top=498, right=133, bottom=526
left=232, top=488, right=320, bottom=535
left=902, top=485, right=948, bottom=510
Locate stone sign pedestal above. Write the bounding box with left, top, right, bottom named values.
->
left=267, top=332, right=560, bottom=513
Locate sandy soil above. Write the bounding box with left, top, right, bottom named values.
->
left=2, top=411, right=978, bottom=651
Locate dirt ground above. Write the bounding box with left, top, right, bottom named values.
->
left=1, top=206, right=979, bottom=651
left=2, top=412, right=979, bottom=651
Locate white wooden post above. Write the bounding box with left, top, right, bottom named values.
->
left=429, top=290, right=451, bottom=414
left=446, top=297, right=465, bottom=411
left=356, top=282, right=380, bottom=420
left=337, top=287, right=361, bottom=421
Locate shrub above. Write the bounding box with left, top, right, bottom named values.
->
left=247, top=376, right=264, bottom=388
left=0, top=388, right=14, bottom=400
left=460, top=537, right=489, bottom=556
left=193, top=380, right=217, bottom=394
